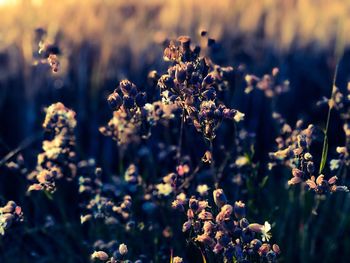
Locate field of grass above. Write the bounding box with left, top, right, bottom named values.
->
left=1, top=1, right=350, bottom=263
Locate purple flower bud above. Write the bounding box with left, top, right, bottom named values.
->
left=107, top=92, right=123, bottom=111
left=234, top=201, right=246, bottom=219
left=213, top=189, right=227, bottom=208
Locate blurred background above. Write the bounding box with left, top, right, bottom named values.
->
left=0, top=0, right=350, bottom=262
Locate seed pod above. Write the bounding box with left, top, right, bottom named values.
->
left=91, top=251, right=109, bottom=261
left=292, top=168, right=303, bottom=178
left=119, top=80, right=133, bottom=95
left=307, top=161, right=315, bottom=174
left=175, top=67, right=187, bottom=83
left=272, top=244, right=281, bottom=254
left=107, top=92, right=123, bottom=111
left=135, top=92, right=147, bottom=108
left=251, top=239, right=262, bottom=251
left=213, top=189, right=227, bottom=208
left=118, top=243, right=128, bottom=255
left=202, top=87, right=216, bottom=100
left=239, top=218, right=249, bottom=228
left=234, top=201, right=246, bottom=219
left=123, top=95, right=134, bottom=109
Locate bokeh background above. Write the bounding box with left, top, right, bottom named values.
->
left=1, top=0, right=350, bottom=262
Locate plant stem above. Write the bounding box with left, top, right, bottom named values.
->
left=177, top=112, right=185, bottom=163
left=319, top=63, right=339, bottom=174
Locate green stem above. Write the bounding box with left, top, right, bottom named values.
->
left=319, top=64, right=339, bottom=174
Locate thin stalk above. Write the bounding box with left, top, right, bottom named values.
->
left=209, top=139, right=217, bottom=188
left=176, top=112, right=185, bottom=162
left=319, top=64, right=339, bottom=174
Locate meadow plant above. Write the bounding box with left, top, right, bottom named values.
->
left=174, top=188, right=280, bottom=262
left=0, top=201, right=23, bottom=236
left=27, top=102, right=77, bottom=193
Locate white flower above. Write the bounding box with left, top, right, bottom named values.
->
left=330, top=159, right=340, bottom=171
left=118, top=243, right=128, bottom=255
left=156, top=183, right=173, bottom=196
left=196, top=184, right=209, bottom=196
left=173, top=256, right=183, bottom=263
left=261, top=221, right=272, bottom=242
left=235, top=156, right=249, bottom=167
left=234, top=111, right=245, bottom=122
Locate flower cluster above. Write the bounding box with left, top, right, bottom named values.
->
left=244, top=67, right=289, bottom=97
left=100, top=80, right=177, bottom=146
left=0, top=201, right=23, bottom=236
left=269, top=115, right=315, bottom=170
left=35, top=28, right=61, bottom=73
left=174, top=189, right=280, bottom=262
left=91, top=242, right=134, bottom=263
left=158, top=36, right=244, bottom=140
left=27, top=102, right=77, bottom=193
left=269, top=113, right=348, bottom=193
left=78, top=163, right=135, bottom=229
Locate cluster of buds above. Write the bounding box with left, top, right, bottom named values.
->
left=288, top=167, right=348, bottom=194
left=158, top=36, right=244, bottom=140
left=78, top=160, right=103, bottom=196
left=100, top=80, right=177, bottom=146
left=28, top=102, right=77, bottom=193
left=91, top=243, right=134, bottom=263
left=174, top=189, right=280, bottom=262
left=268, top=115, right=315, bottom=170
left=36, top=28, right=61, bottom=73
left=0, top=201, right=24, bottom=235
left=270, top=114, right=348, bottom=193
left=81, top=194, right=132, bottom=226
left=244, top=67, right=289, bottom=97
left=155, top=163, right=191, bottom=197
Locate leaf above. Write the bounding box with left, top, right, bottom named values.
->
left=319, top=134, right=328, bottom=174
left=259, top=176, right=269, bottom=188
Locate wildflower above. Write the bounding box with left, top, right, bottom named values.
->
left=156, top=183, right=173, bottom=196
left=202, top=150, right=212, bottom=163
left=0, top=201, right=23, bottom=235
left=28, top=103, right=77, bottom=193
left=261, top=221, right=272, bottom=242
left=195, top=233, right=215, bottom=248
left=235, top=156, right=249, bottom=167
left=234, top=111, right=245, bottom=122
left=118, top=243, right=128, bottom=255
left=213, top=189, right=227, bottom=208
left=330, top=159, right=340, bottom=170
left=272, top=244, right=281, bottom=254
left=182, top=220, right=192, bottom=232
left=176, top=164, right=190, bottom=176
left=91, top=251, right=109, bottom=261
left=234, top=201, right=246, bottom=219
left=173, top=256, right=183, bottom=263
left=197, top=184, right=210, bottom=196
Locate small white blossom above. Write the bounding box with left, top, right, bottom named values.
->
left=261, top=221, right=272, bottom=242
